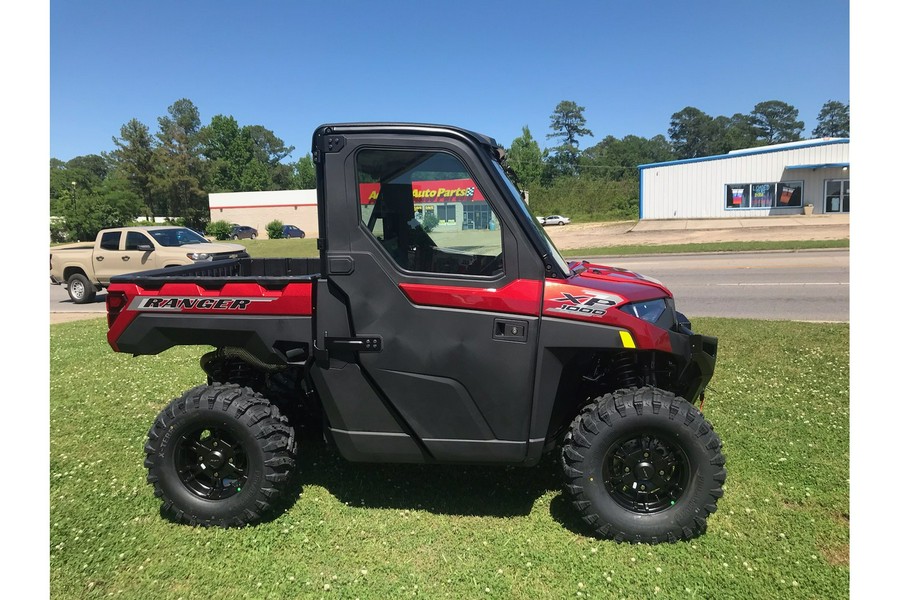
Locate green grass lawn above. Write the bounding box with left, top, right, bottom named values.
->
left=49, top=318, right=849, bottom=599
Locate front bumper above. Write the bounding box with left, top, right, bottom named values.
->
left=668, top=330, right=718, bottom=403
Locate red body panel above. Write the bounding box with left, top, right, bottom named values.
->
left=398, top=279, right=543, bottom=316
left=541, top=262, right=674, bottom=351
left=106, top=281, right=313, bottom=351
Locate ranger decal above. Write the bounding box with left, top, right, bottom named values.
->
left=130, top=297, right=275, bottom=311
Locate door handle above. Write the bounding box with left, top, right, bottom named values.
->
left=122, top=256, right=130, bottom=261
left=493, top=319, right=528, bottom=342
left=96, top=256, right=104, bottom=261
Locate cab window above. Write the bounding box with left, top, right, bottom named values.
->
left=125, top=232, right=153, bottom=251
left=356, top=149, right=503, bottom=276
left=99, top=231, right=121, bottom=251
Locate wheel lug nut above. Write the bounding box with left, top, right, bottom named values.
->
left=659, top=470, right=665, bottom=476
left=644, top=452, right=649, bottom=458
left=624, top=467, right=630, bottom=473
left=640, top=485, right=646, bottom=491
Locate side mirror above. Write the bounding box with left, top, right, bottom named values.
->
left=137, top=244, right=154, bottom=252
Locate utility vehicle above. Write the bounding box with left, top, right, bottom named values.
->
left=106, top=123, right=724, bottom=543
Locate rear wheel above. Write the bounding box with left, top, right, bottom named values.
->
left=144, top=383, right=296, bottom=527
left=66, top=273, right=96, bottom=304
left=561, top=387, right=726, bottom=543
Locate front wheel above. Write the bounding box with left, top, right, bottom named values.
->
left=144, top=383, right=297, bottom=527
left=561, top=387, right=726, bottom=543
left=66, top=273, right=96, bottom=304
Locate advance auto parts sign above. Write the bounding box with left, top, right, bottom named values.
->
left=130, top=297, right=275, bottom=311
left=359, top=179, right=485, bottom=204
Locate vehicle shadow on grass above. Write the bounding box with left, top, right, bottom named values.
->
left=256, top=432, right=590, bottom=537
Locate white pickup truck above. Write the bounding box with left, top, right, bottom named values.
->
left=50, top=226, right=248, bottom=303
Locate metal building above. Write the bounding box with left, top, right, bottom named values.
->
left=208, top=189, right=318, bottom=238
left=638, top=138, right=849, bottom=219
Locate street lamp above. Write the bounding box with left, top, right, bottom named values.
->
left=71, top=181, right=77, bottom=209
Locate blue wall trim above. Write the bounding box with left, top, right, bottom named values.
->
left=785, top=162, right=849, bottom=170
left=638, top=138, right=849, bottom=170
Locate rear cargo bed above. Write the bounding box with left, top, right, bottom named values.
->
left=109, top=257, right=321, bottom=288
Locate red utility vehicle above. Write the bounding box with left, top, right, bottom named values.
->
left=106, top=123, right=724, bottom=543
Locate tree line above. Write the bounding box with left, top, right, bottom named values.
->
left=508, top=99, right=849, bottom=221
left=50, top=98, right=316, bottom=241
left=51, top=97, right=849, bottom=241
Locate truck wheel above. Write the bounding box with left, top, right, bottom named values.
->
left=144, top=383, right=297, bottom=527
left=66, top=273, right=96, bottom=304
left=560, top=387, right=726, bottom=544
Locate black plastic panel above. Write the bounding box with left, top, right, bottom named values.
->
left=114, top=314, right=312, bottom=365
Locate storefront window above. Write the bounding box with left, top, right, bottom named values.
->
left=726, top=181, right=803, bottom=210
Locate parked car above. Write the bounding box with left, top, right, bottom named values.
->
left=49, top=226, right=247, bottom=303
left=281, top=224, right=306, bottom=238
left=543, top=215, right=570, bottom=226
left=231, top=225, right=258, bottom=240
left=535, top=216, right=546, bottom=225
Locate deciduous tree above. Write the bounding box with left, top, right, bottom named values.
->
left=506, top=126, right=543, bottom=189
left=668, top=107, right=717, bottom=159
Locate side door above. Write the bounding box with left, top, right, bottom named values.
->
left=91, top=230, right=123, bottom=283
left=95, top=231, right=159, bottom=283
left=318, top=132, right=546, bottom=464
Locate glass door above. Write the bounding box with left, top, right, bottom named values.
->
left=825, top=180, right=849, bottom=213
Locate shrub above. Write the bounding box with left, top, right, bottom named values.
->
left=422, top=213, right=439, bottom=233
left=50, top=218, right=69, bottom=243
left=266, top=220, right=284, bottom=239
left=206, top=220, right=234, bottom=241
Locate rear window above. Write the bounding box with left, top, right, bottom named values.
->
left=99, top=231, right=121, bottom=251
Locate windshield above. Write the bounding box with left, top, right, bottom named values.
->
left=148, top=227, right=210, bottom=247
left=491, top=160, right=572, bottom=278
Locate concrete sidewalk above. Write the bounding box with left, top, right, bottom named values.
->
left=631, top=214, right=849, bottom=232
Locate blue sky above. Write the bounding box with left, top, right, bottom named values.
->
left=49, top=0, right=849, bottom=162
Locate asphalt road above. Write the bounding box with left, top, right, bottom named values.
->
left=593, top=249, right=849, bottom=322
left=49, top=249, right=850, bottom=323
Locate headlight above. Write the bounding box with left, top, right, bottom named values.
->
left=187, top=252, right=212, bottom=261
left=620, top=299, right=668, bottom=323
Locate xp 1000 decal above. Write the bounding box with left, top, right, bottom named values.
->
left=545, top=289, right=624, bottom=319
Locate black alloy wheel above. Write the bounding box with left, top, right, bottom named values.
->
left=601, top=432, right=689, bottom=514
left=144, top=383, right=296, bottom=527
left=561, top=386, right=726, bottom=544
left=174, top=425, right=249, bottom=500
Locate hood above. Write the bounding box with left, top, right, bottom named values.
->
left=541, top=260, right=674, bottom=331
left=181, top=242, right=247, bottom=255
left=562, top=260, right=672, bottom=303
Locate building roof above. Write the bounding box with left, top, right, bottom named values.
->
left=638, top=138, right=849, bottom=170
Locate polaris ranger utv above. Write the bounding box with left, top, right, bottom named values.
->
left=105, top=123, right=724, bottom=544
